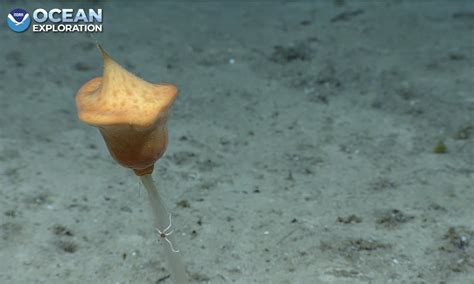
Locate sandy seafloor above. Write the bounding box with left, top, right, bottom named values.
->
left=0, top=1, right=473, bottom=283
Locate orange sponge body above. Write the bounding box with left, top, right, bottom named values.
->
left=76, top=46, right=177, bottom=176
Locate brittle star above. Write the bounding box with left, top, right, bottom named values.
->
left=155, top=214, right=179, bottom=253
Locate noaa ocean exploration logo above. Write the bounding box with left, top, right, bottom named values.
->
left=6, top=8, right=103, bottom=33
left=7, top=8, right=31, bottom=32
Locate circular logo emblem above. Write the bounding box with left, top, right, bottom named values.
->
left=7, top=9, right=31, bottom=32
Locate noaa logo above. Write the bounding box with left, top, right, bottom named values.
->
left=7, top=8, right=31, bottom=32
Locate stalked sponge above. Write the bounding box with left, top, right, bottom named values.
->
left=75, top=45, right=178, bottom=176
